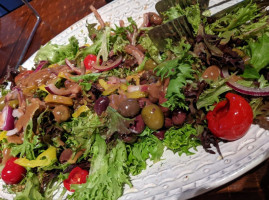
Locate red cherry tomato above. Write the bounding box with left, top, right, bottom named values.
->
left=63, top=167, right=89, bottom=192
left=1, top=157, right=27, bottom=185
left=14, top=70, right=33, bottom=84
left=83, top=54, right=102, bottom=70
left=206, top=93, right=253, bottom=141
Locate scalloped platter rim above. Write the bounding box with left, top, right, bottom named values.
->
left=1, top=0, right=269, bottom=199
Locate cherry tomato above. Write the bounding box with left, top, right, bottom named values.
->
left=1, top=157, right=27, bottom=185
left=206, top=93, right=253, bottom=141
left=14, top=70, right=33, bottom=84
left=63, top=167, right=89, bottom=192
left=83, top=54, right=102, bottom=70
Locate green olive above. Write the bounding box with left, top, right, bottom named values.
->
left=141, top=104, right=164, bottom=130
left=144, top=59, right=157, bottom=71
left=0, top=96, right=5, bottom=111
left=8, top=100, right=19, bottom=109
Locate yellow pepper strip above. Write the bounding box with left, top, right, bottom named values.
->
left=48, top=64, right=60, bottom=68
left=72, top=105, right=90, bottom=118
left=38, top=84, right=48, bottom=93
left=102, top=84, right=120, bottom=96
left=0, top=131, right=7, bottom=141
left=44, top=94, right=73, bottom=106
left=15, top=146, right=57, bottom=168
left=8, top=100, right=19, bottom=109
left=126, top=91, right=147, bottom=99
left=84, top=44, right=90, bottom=47
left=120, top=84, right=128, bottom=91
left=99, top=79, right=109, bottom=90
left=23, top=85, right=38, bottom=95
left=58, top=72, right=74, bottom=81
left=126, top=75, right=140, bottom=85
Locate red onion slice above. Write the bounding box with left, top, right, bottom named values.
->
left=124, top=45, right=145, bottom=65
left=221, top=67, right=269, bottom=96
left=6, top=128, right=19, bottom=136
left=65, top=59, right=82, bottom=75
left=45, top=83, right=81, bottom=96
left=141, top=13, right=150, bottom=27
left=35, top=60, right=48, bottom=72
left=0, top=106, right=14, bottom=131
left=12, top=109, right=23, bottom=118
left=92, top=56, right=122, bottom=71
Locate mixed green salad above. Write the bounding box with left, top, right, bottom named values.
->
left=0, top=0, right=268, bottom=199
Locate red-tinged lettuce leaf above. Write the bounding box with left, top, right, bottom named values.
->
left=106, top=106, right=135, bottom=137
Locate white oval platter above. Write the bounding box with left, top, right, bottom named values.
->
left=1, top=0, right=268, bottom=199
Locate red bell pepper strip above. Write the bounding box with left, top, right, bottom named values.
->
left=206, top=93, right=253, bottom=141
left=63, top=167, right=89, bottom=192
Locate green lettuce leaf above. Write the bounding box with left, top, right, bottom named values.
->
left=70, top=135, right=131, bottom=200
left=139, top=35, right=162, bottom=64
left=163, top=124, right=200, bottom=156
left=11, top=119, right=44, bottom=160
left=62, top=111, right=102, bottom=155
left=34, top=36, right=79, bottom=64
left=163, top=4, right=201, bottom=33
left=206, top=2, right=259, bottom=33
left=126, top=133, right=164, bottom=175
left=70, top=73, right=100, bottom=91
left=249, top=33, right=269, bottom=72
left=15, top=173, right=44, bottom=200
left=155, top=57, right=194, bottom=110
left=196, top=78, right=232, bottom=110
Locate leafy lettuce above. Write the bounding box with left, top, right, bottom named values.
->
left=196, top=78, right=232, bottom=110
left=126, top=133, right=164, bottom=175
left=249, top=33, right=269, bottom=72
left=163, top=124, right=200, bottom=156
left=70, top=135, right=131, bottom=200
left=154, top=41, right=193, bottom=110
left=14, top=173, right=44, bottom=200
left=34, top=36, right=79, bottom=64
left=163, top=4, right=201, bottom=33
left=62, top=111, right=102, bottom=156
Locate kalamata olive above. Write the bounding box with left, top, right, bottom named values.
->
left=153, top=130, right=166, bottom=140
left=59, top=149, right=73, bottom=163
left=138, top=98, right=152, bottom=108
left=53, top=105, right=71, bottom=123
left=94, top=96, right=110, bottom=116
left=202, top=65, right=220, bottom=81
left=141, top=104, right=164, bottom=130
left=144, top=59, right=157, bottom=71
left=129, top=115, right=145, bottom=134
left=172, top=110, right=186, bottom=126
left=121, top=134, right=137, bottom=144
left=148, top=95, right=158, bottom=104
left=149, top=13, right=163, bottom=25
left=118, top=98, right=140, bottom=118
left=164, top=118, right=173, bottom=128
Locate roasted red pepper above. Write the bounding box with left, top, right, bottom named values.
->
left=63, top=167, right=89, bottom=192
left=1, top=157, right=27, bottom=185
left=206, top=93, right=253, bottom=141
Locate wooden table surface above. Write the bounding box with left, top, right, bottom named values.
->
left=0, top=0, right=268, bottom=199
